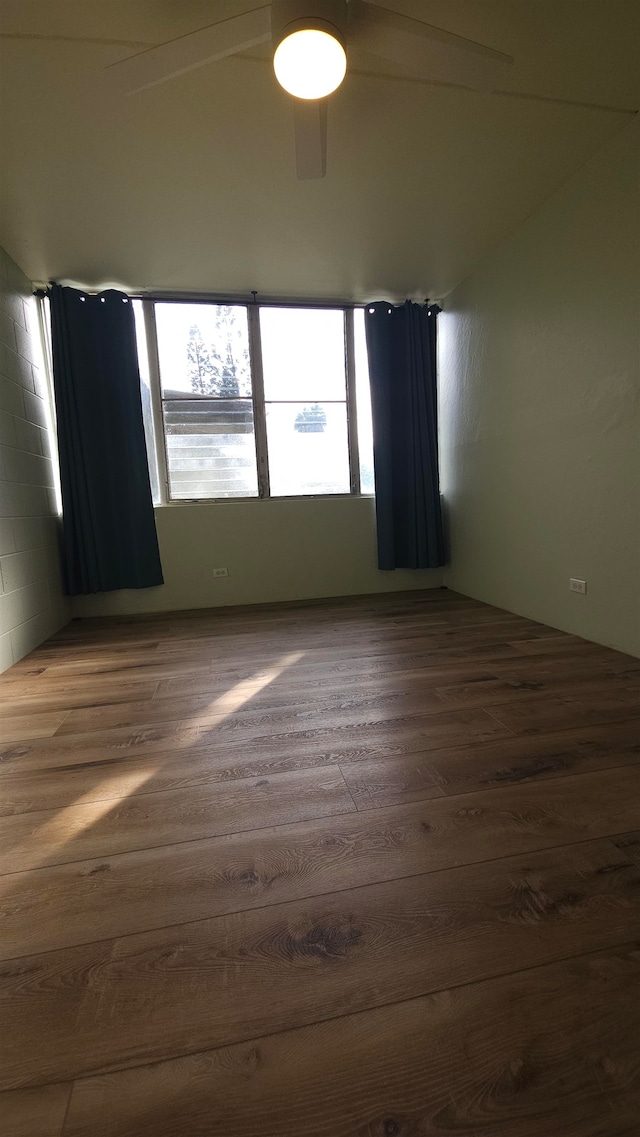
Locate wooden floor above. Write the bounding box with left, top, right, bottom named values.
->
left=1, top=589, right=640, bottom=1137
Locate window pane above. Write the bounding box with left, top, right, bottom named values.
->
left=266, top=403, right=349, bottom=496
left=155, top=303, right=251, bottom=397
left=354, top=308, right=375, bottom=494
left=260, top=308, right=346, bottom=401
left=164, top=397, right=258, bottom=500
left=133, top=301, right=160, bottom=504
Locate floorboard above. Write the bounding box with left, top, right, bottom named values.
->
left=3, top=837, right=639, bottom=1089
left=0, top=765, right=356, bottom=873
left=340, top=720, right=640, bottom=806
left=0, top=588, right=639, bottom=1134
left=0, top=1085, right=71, bottom=1137
left=488, top=689, right=640, bottom=734
left=2, top=716, right=639, bottom=819
left=0, top=712, right=70, bottom=744
left=2, top=765, right=638, bottom=960
left=62, top=945, right=640, bottom=1137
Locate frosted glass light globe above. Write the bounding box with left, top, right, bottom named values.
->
left=274, top=28, right=347, bottom=99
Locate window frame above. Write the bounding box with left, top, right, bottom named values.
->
left=141, top=298, right=365, bottom=505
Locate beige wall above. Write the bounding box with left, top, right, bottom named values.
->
left=0, top=247, right=69, bottom=672
left=439, top=117, right=640, bottom=657
left=71, top=496, right=443, bottom=617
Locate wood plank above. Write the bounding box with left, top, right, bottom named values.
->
left=2, top=766, right=640, bottom=960
left=43, top=653, right=490, bottom=698
left=0, top=1084, right=71, bottom=1137
left=485, top=654, right=640, bottom=682
left=0, top=752, right=209, bottom=817
left=60, top=701, right=514, bottom=757
left=3, top=839, right=639, bottom=1090
left=61, top=944, right=640, bottom=1137
left=0, top=681, right=159, bottom=718
left=0, top=938, right=113, bottom=1091
left=24, top=658, right=212, bottom=683
left=0, top=739, right=356, bottom=815
left=8, top=642, right=160, bottom=668
left=153, top=662, right=497, bottom=702
left=611, top=830, right=640, bottom=864
left=0, top=713, right=70, bottom=745
left=0, top=722, right=204, bottom=773
left=53, top=682, right=515, bottom=736
left=2, top=724, right=434, bottom=815
left=193, top=706, right=515, bottom=767
left=144, top=623, right=568, bottom=669
left=0, top=703, right=512, bottom=783
left=434, top=671, right=640, bottom=711
left=12, top=685, right=637, bottom=820
left=340, top=719, right=640, bottom=807
left=0, top=766, right=357, bottom=874
left=25, top=628, right=626, bottom=690
left=487, top=689, right=640, bottom=734
left=2, top=699, right=583, bottom=816
left=27, top=651, right=625, bottom=728
left=16, top=673, right=640, bottom=764
left=339, top=635, right=631, bottom=673
left=387, top=606, right=540, bottom=629
left=502, top=634, right=636, bottom=663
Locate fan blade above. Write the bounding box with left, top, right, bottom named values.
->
left=106, top=5, right=272, bottom=95
left=351, top=2, right=513, bottom=92
left=294, top=100, right=327, bottom=180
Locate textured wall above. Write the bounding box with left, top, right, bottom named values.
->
left=70, top=496, right=443, bottom=617
left=0, top=247, right=68, bottom=672
left=439, top=118, right=640, bottom=657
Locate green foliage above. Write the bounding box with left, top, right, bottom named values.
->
left=187, top=307, right=250, bottom=397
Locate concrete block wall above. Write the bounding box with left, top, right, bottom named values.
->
left=0, top=246, right=69, bottom=672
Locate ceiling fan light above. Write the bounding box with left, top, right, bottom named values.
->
left=274, top=28, right=346, bottom=100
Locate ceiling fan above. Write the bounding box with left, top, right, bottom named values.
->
left=107, top=0, right=513, bottom=180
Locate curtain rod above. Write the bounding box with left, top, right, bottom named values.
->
left=35, top=285, right=358, bottom=308
left=34, top=284, right=438, bottom=309
left=134, top=292, right=361, bottom=309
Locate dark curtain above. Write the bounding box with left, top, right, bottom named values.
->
left=364, top=301, right=445, bottom=570
left=49, top=284, right=163, bottom=595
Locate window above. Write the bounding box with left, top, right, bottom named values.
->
left=134, top=300, right=374, bottom=503
left=155, top=303, right=257, bottom=500
left=261, top=307, right=349, bottom=496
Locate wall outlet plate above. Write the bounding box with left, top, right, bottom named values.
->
left=212, top=567, right=228, bottom=578
left=570, top=578, right=586, bottom=594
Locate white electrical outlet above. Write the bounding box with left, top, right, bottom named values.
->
left=570, top=578, right=586, bottom=594
left=212, top=567, right=228, bottom=578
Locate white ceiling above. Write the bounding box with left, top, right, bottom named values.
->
left=0, top=1, right=638, bottom=300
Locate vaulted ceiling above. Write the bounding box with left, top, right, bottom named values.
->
left=0, top=0, right=638, bottom=300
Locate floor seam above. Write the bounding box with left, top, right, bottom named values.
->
left=0, top=829, right=637, bottom=964
left=10, top=934, right=640, bottom=1099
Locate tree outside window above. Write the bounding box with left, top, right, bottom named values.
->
left=187, top=306, right=250, bottom=397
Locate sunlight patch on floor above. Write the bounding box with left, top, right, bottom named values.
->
left=200, top=651, right=305, bottom=718
left=7, top=650, right=307, bottom=872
